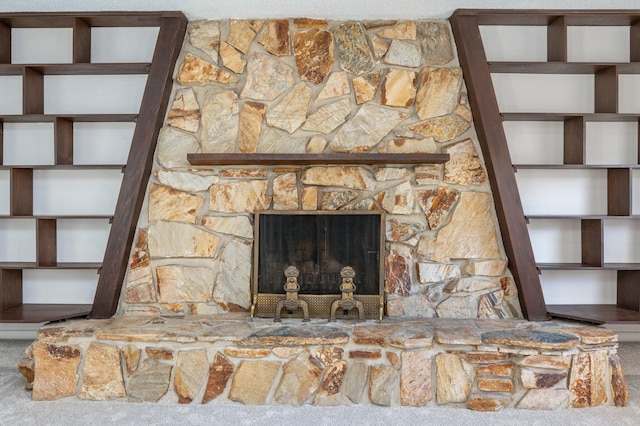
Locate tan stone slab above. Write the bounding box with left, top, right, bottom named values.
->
left=265, top=82, right=312, bottom=134
left=317, top=72, right=350, bottom=101
left=609, top=353, right=629, bottom=407
left=314, top=361, right=347, bottom=406
left=294, top=18, right=328, bottom=28
left=219, top=41, right=245, bottom=74
left=18, top=357, right=34, bottom=390
left=466, top=394, right=509, bottom=411
left=148, top=221, right=221, bottom=258
left=517, top=388, right=570, bottom=410
left=333, top=21, right=375, bottom=75
left=353, top=71, right=383, bottom=105
left=416, top=67, right=462, bottom=120
left=224, top=347, right=271, bottom=358
left=477, top=377, right=515, bottom=393
left=443, top=139, right=486, bottom=186
left=353, top=323, right=403, bottom=346
left=316, top=347, right=344, bottom=366
left=377, top=21, right=417, bottom=40
left=519, top=354, right=570, bottom=370
left=197, top=320, right=254, bottom=342
left=389, top=323, right=434, bottom=348
left=188, top=20, right=220, bottom=63
left=435, top=353, right=474, bottom=404
left=409, top=115, right=470, bottom=142
left=418, top=22, right=454, bottom=66
left=465, top=352, right=510, bottom=364
left=177, top=54, right=238, bottom=86
left=238, top=101, right=266, bottom=154
left=202, top=352, right=234, bottom=403
left=239, top=325, right=350, bottom=347
left=293, top=28, right=334, bottom=85
left=274, top=350, right=323, bottom=405
left=349, top=350, right=382, bottom=359
left=520, top=369, right=567, bottom=389
left=167, top=87, right=200, bottom=133
left=273, top=173, right=299, bottom=210
left=476, top=363, right=515, bottom=377
left=381, top=68, right=417, bottom=107
left=241, top=53, right=295, bottom=101
left=145, top=347, right=174, bottom=360
left=258, top=20, right=291, bottom=56
left=121, top=345, right=141, bottom=377
left=560, top=326, right=618, bottom=344
left=175, top=349, right=209, bottom=403
left=79, top=343, right=125, bottom=400
left=482, top=328, right=580, bottom=351
left=301, top=166, right=376, bottom=190
left=156, top=264, right=214, bottom=304
left=219, top=168, right=267, bottom=178
left=226, top=19, right=256, bottom=54
left=33, top=342, right=82, bottom=400
left=369, top=365, right=398, bottom=406
left=127, top=358, right=173, bottom=402
left=387, top=352, right=401, bottom=369
left=344, top=360, right=368, bottom=404
left=401, top=351, right=432, bottom=406
left=229, top=360, right=280, bottom=405
left=209, top=181, right=271, bottom=213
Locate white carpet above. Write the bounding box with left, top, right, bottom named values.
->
left=2, top=340, right=640, bottom=426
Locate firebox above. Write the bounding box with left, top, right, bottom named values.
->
left=251, top=211, right=385, bottom=320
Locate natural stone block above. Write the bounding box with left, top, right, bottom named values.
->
left=203, top=352, right=234, bottom=403
left=18, top=356, right=34, bottom=390
left=476, top=363, right=514, bottom=377
left=378, top=21, right=417, bottom=40
left=418, top=22, right=454, bottom=65
left=209, top=181, right=271, bottom=213
left=315, top=347, right=344, bottom=366
left=443, top=139, right=486, bottom=186
left=240, top=325, right=350, bottom=347
left=374, top=167, right=410, bottom=181
left=416, top=67, right=463, bottom=120
left=378, top=137, right=437, bottom=153
left=200, top=89, right=239, bottom=153
left=227, top=19, right=256, bottom=54
left=401, top=352, right=432, bottom=406
left=466, top=394, right=509, bottom=411
left=127, top=358, right=173, bottom=402
left=241, top=53, right=295, bottom=101
left=328, top=104, right=408, bottom=153
left=369, top=365, right=398, bottom=406
left=157, top=126, right=200, bottom=169
left=435, top=295, right=478, bottom=319
left=477, top=377, right=515, bottom=393
left=266, top=82, right=312, bottom=134
left=145, top=347, right=174, bottom=360
left=349, top=350, right=382, bottom=359
left=416, top=187, right=460, bottom=230
left=517, top=389, right=570, bottom=410
left=238, top=101, right=266, bottom=153
left=301, top=167, right=375, bottom=190
left=466, top=352, right=510, bottom=364
left=302, top=98, right=352, bottom=134
left=483, top=329, right=579, bottom=351
left=273, top=173, right=299, bottom=210
left=415, top=165, right=443, bottom=184
left=294, top=28, right=335, bottom=85
left=149, top=184, right=203, bottom=224
left=386, top=218, right=426, bottom=242
left=167, top=88, right=200, bottom=133
left=274, top=350, right=323, bottom=405
left=518, top=354, right=570, bottom=370
left=446, top=277, right=499, bottom=293
left=609, top=353, right=629, bottom=407
left=188, top=20, right=220, bottom=62
left=175, top=349, right=209, bottom=403
left=431, top=192, right=501, bottom=263
left=121, top=345, right=141, bottom=377
left=157, top=170, right=219, bottom=193
left=521, top=369, right=567, bottom=389
left=377, top=181, right=417, bottom=214
left=229, top=361, right=280, bottom=405
left=417, top=262, right=461, bottom=284
left=389, top=324, right=434, bottom=348
left=317, top=71, right=349, bottom=101
left=219, top=41, right=245, bottom=74
left=33, top=342, right=82, bottom=400
left=321, top=190, right=357, bottom=210
left=371, top=35, right=391, bottom=60
left=294, top=18, right=328, bottom=28
left=561, top=326, right=618, bottom=345
left=353, top=324, right=402, bottom=346
left=343, top=361, right=368, bottom=404
left=156, top=265, right=215, bottom=303
left=384, top=244, right=413, bottom=296
left=258, top=20, right=291, bottom=56
left=333, top=21, right=375, bottom=75
left=386, top=294, right=436, bottom=317
left=409, top=115, right=470, bottom=142
left=384, top=40, right=421, bottom=67
left=302, top=187, right=318, bottom=210
left=258, top=127, right=308, bottom=153
left=464, top=259, right=508, bottom=277
left=314, top=361, right=347, bottom=406
left=435, top=353, right=474, bottom=404
left=478, top=291, right=511, bottom=319
left=353, top=71, right=383, bottom=104
left=79, top=343, right=125, bottom=400
left=435, top=325, right=482, bottom=345
left=125, top=248, right=156, bottom=304
left=224, top=347, right=271, bottom=358
left=213, top=238, right=253, bottom=311
left=381, top=68, right=418, bottom=107
left=273, top=347, right=305, bottom=358
left=177, top=54, right=238, bottom=86
left=200, top=215, right=253, bottom=239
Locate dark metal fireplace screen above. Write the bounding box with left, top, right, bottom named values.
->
left=251, top=211, right=385, bottom=320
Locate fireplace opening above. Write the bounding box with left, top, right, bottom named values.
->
left=251, top=211, right=385, bottom=320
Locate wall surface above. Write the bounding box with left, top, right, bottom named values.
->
left=1, top=0, right=639, bottom=20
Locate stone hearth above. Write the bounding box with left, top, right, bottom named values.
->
left=20, top=315, right=628, bottom=409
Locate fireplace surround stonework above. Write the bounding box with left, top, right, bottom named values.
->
left=21, top=17, right=629, bottom=409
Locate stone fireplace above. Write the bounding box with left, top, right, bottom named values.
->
left=21, top=17, right=629, bottom=410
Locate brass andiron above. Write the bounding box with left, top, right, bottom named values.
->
left=274, top=266, right=310, bottom=322
left=329, top=266, right=364, bottom=321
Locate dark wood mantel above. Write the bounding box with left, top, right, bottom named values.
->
left=187, top=153, right=450, bottom=166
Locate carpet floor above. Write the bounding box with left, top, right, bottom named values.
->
left=2, top=340, right=640, bottom=425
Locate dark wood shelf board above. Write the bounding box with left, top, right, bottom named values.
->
left=538, top=263, right=640, bottom=271
left=514, top=164, right=640, bottom=170
left=0, top=262, right=102, bottom=269
left=0, top=215, right=113, bottom=220
left=547, top=304, right=640, bottom=324
left=454, top=9, right=640, bottom=26
left=0, top=114, right=137, bottom=123
left=0, top=164, right=125, bottom=170
left=0, top=11, right=183, bottom=28
left=0, top=63, right=150, bottom=76
left=490, top=62, right=640, bottom=74
left=527, top=215, right=640, bottom=220
left=502, top=113, right=640, bottom=122
left=187, top=153, right=450, bottom=166
left=0, top=304, right=92, bottom=323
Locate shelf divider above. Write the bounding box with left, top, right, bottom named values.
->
left=617, top=270, right=640, bottom=311
left=0, top=269, right=22, bottom=311
left=22, top=67, right=44, bottom=115
left=608, top=168, right=632, bottom=216
left=0, top=22, right=9, bottom=64
left=10, top=168, right=33, bottom=216
left=563, top=116, right=586, bottom=164
left=73, top=18, right=91, bottom=64
left=594, top=66, right=619, bottom=114
left=547, top=16, right=567, bottom=62
left=36, top=218, right=57, bottom=267
left=630, top=21, right=640, bottom=62
left=581, top=219, right=603, bottom=267
left=55, top=117, right=74, bottom=165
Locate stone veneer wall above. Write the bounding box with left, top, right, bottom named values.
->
left=120, top=18, right=522, bottom=319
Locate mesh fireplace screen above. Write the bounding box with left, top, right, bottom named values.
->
left=252, top=211, right=384, bottom=319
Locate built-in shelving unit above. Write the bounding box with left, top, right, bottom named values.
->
left=0, top=12, right=187, bottom=323
left=451, top=9, right=640, bottom=324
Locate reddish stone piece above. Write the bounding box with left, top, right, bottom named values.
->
left=203, top=352, right=235, bottom=403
